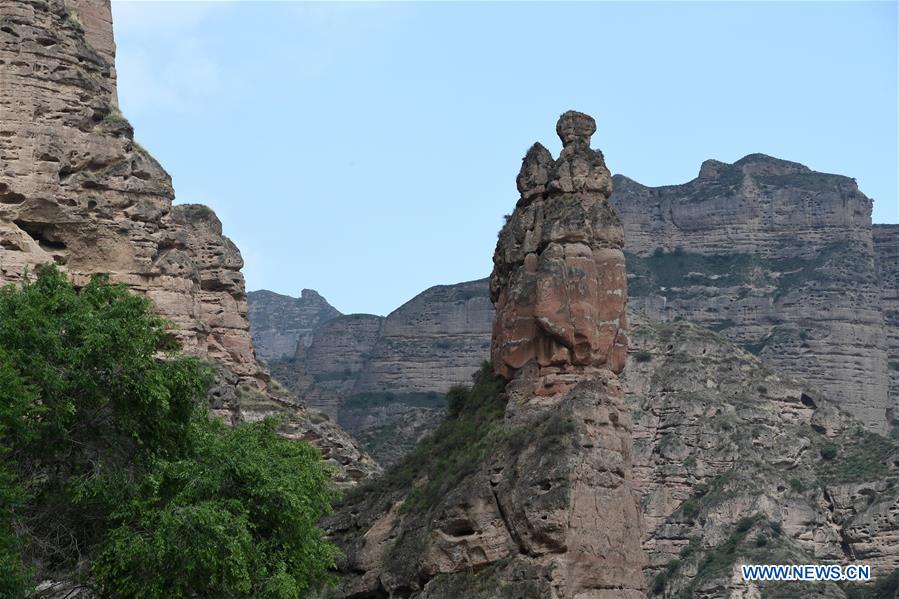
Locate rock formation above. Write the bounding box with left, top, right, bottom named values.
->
left=491, top=111, right=628, bottom=391
left=625, top=316, right=899, bottom=596
left=610, top=156, right=891, bottom=433
left=248, top=288, right=340, bottom=362
left=257, top=279, right=493, bottom=464
left=328, top=112, right=647, bottom=598
left=874, top=225, right=899, bottom=436
left=0, top=0, right=377, bottom=485
left=490, top=110, right=645, bottom=596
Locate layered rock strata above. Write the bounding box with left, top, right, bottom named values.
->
left=259, top=279, right=493, bottom=464
left=625, top=317, right=899, bottom=597
left=248, top=288, right=340, bottom=362
left=330, top=112, right=647, bottom=598
left=874, top=224, right=899, bottom=435
left=610, top=156, right=891, bottom=433
left=0, top=0, right=377, bottom=485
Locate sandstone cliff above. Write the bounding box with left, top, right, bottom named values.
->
left=610, top=156, right=891, bottom=433
left=248, top=288, right=341, bottom=362
left=626, top=316, right=899, bottom=597
left=874, top=224, right=899, bottom=437
left=0, top=0, right=377, bottom=485
left=255, top=279, right=493, bottom=464
left=251, top=159, right=897, bottom=461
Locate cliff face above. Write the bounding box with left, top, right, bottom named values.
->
left=610, top=156, right=891, bottom=434
left=256, top=279, right=493, bottom=464
left=251, top=158, right=896, bottom=458
left=626, top=317, right=899, bottom=597
left=0, top=0, right=377, bottom=485
left=248, top=288, right=340, bottom=362
left=874, top=225, right=899, bottom=436
left=329, top=112, right=647, bottom=598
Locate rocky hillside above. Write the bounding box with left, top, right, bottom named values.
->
left=248, top=288, right=340, bottom=362
left=328, top=316, right=899, bottom=598
left=627, top=316, right=898, bottom=597
left=0, top=0, right=377, bottom=486
left=255, top=279, right=493, bottom=464
left=610, top=156, right=892, bottom=434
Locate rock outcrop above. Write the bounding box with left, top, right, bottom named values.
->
left=625, top=316, right=899, bottom=597
left=257, top=279, right=493, bottom=464
left=610, top=156, right=891, bottom=433
left=248, top=288, right=340, bottom=362
left=874, top=225, right=899, bottom=436
left=329, top=112, right=647, bottom=598
left=0, top=0, right=377, bottom=486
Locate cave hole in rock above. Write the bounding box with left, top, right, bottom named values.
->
left=441, top=519, right=477, bottom=538
left=799, top=393, right=816, bottom=408
left=0, top=183, right=26, bottom=204
left=13, top=220, right=67, bottom=251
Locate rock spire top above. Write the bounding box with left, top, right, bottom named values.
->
left=556, top=110, right=596, bottom=147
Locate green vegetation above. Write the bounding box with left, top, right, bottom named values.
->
left=820, top=444, right=838, bottom=460
left=634, top=350, right=653, bottom=363
left=388, top=364, right=507, bottom=512
left=625, top=242, right=869, bottom=304
left=651, top=558, right=682, bottom=594
left=691, top=515, right=761, bottom=584
left=0, top=265, right=337, bottom=597
left=815, top=429, right=897, bottom=483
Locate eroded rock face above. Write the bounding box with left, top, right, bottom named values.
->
left=329, top=113, right=646, bottom=599
left=491, top=112, right=627, bottom=393
left=874, top=225, right=899, bottom=436
left=489, top=111, right=645, bottom=596
left=625, top=317, right=899, bottom=596
left=247, top=288, right=341, bottom=362
left=0, top=0, right=377, bottom=486
left=257, top=279, right=494, bottom=465
left=610, top=156, right=891, bottom=433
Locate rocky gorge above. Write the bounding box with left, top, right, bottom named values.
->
left=251, top=142, right=899, bottom=596
left=2, top=0, right=898, bottom=596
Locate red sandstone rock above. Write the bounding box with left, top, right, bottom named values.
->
left=492, top=111, right=628, bottom=387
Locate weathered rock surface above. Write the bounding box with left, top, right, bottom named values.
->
left=625, top=316, right=899, bottom=597
left=248, top=288, right=340, bottom=362
left=874, top=225, right=899, bottom=436
left=328, top=112, right=647, bottom=598
left=257, top=279, right=493, bottom=464
left=0, top=0, right=377, bottom=486
left=610, top=156, right=891, bottom=433
left=491, top=112, right=628, bottom=389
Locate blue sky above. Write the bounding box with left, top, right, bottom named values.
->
left=111, top=1, right=898, bottom=316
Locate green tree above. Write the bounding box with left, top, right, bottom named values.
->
left=0, top=265, right=337, bottom=597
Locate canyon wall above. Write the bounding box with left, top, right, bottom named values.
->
left=248, top=288, right=340, bottom=362
left=0, top=0, right=377, bottom=485
left=251, top=161, right=896, bottom=456
left=610, top=156, right=891, bottom=433
left=625, top=316, right=899, bottom=597
left=874, top=224, right=899, bottom=435
left=257, top=279, right=493, bottom=464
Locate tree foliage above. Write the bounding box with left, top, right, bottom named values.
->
left=0, top=265, right=337, bottom=597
